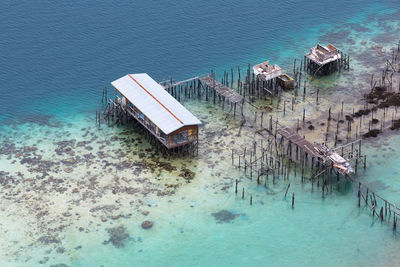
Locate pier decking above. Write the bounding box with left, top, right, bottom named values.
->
left=199, top=75, right=244, bottom=104
left=277, top=126, right=321, bottom=157
left=162, top=76, right=203, bottom=90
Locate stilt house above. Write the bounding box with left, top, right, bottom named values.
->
left=306, top=43, right=341, bottom=74
left=253, top=61, right=282, bottom=81
left=111, top=73, right=202, bottom=149
left=253, top=60, right=294, bottom=89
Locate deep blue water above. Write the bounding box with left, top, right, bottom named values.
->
left=0, top=0, right=398, bottom=123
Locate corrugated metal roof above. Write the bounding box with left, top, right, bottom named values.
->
left=111, top=73, right=201, bottom=135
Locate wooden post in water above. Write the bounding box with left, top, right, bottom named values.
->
left=385, top=200, right=387, bottom=217
left=355, top=157, right=358, bottom=174
left=283, top=101, right=286, bottom=116
left=292, top=192, right=295, bottom=208
left=341, top=101, right=344, bottom=116
left=364, top=155, right=367, bottom=169
left=284, top=183, right=290, bottom=199
left=250, top=152, right=253, bottom=179
left=328, top=107, right=331, bottom=121
left=261, top=112, right=264, bottom=128
left=235, top=179, right=238, bottom=194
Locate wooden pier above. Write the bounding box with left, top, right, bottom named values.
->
left=199, top=74, right=244, bottom=104
left=162, top=75, right=205, bottom=90
left=277, top=126, right=321, bottom=158
left=232, top=131, right=400, bottom=231
left=98, top=39, right=400, bottom=232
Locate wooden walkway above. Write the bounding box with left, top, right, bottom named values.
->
left=199, top=75, right=244, bottom=104
left=162, top=75, right=204, bottom=90
left=277, top=126, right=321, bottom=157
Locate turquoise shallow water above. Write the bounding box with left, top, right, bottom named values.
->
left=1, top=1, right=400, bottom=266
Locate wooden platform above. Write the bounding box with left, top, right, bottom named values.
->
left=277, top=126, right=321, bottom=157
left=199, top=75, right=244, bottom=104
left=162, top=76, right=202, bottom=90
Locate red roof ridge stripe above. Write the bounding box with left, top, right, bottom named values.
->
left=127, top=74, right=184, bottom=125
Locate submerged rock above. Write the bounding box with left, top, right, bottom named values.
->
left=103, top=225, right=130, bottom=248
left=141, top=210, right=149, bottom=216
left=90, top=205, right=116, bottom=213
left=37, top=235, right=60, bottom=244
left=39, top=257, right=49, bottom=264
left=363, top=129, right=381, bottom=138
left=179, top=168, right=195, bottom=182
left=141, top=220, right=153, bottom=229
left=56, top=247, right=65, bottom=254
left=211, top=210, right=241, bottom=223
left=62, top=158, right=76, bottom=165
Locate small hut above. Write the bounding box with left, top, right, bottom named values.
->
left=111, top=73, right=202, bottom=150
left=253, top=61, right=294, bottom=90
left=253, top=61, right=282, bottom=81
left=305, top=43, right=341, bottom=75
left=276, top=74, right=294, bottom=89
